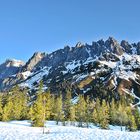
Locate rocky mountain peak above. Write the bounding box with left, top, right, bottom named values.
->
left=4, top=59, right=24, bottom=67
left=105, top=37, right=119, bottom=47
left=97, top=39, right=105, bottom=46
left=22, top=52, right=45, bottom=72
left=121, top=40, right=132, bottom=54
left=105, top=37, right=123, bottom=55
left=75, top=42, right=84, bottom=48
left=121, top=40, right=129, bottom=46
left=137, top=42, right=140, bottom=47
left=0, top=59, right=24, bottom=81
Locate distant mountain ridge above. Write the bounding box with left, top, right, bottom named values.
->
left=0, top=37, right=140, bottom=105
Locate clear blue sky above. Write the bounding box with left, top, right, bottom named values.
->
left=0, top=0, right=140, bottom=63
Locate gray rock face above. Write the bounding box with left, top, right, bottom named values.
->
left=22, top=52, right=45, bottom=72
left=121, top=40, right=132, bottom=54
left=105, top=37, right=124, bottom=55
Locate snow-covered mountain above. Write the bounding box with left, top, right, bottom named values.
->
left=0, top=37, right=140, bottom=104
left=0, top=59, right=24, bottom=79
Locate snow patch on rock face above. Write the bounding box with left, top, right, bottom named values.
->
left=83, top=88, right=91, bottom=93
left=86, top=47, right=92, bottom=58
left=111, top=76, right=117, bottom=90
left=131, top=46, right=137, bottom=55
left=65, top=60, right=81, bottom=73
left=98, top=53, right=140, bottom=83
left=21, top=71, right=31, bottom=79
left=73, top=73, right=88, bottom=82
left=99, top=61, right=117, bottom=69
left=115, top=71, right=138, bottom=81
left=20, top=67, right=51, bottom=89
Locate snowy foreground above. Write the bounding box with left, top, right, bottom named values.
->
left=0, top=121, right=140, bottom=140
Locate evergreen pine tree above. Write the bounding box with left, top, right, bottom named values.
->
left=85, top=96, right=92, bottom=128
left=31, top=93, right=45, bottom=127
left=45, top=90, right=51, bottom=120
left=12, top=93, right=23, bottom=120
left=50, top=95, right=55, bottom=120
left=93, top=98, right=101, bottom=126
left=20, top=93, right=28, bottom=120
left=134, top=108, right=140, bottom=130
left=54, top=95, right=64, bottom=125
left=2, top=97, right=13, bottom=121
left=117, top=105, right=128, bottom=131
left=69, top=105, right=76, bottom=125
left=126, top=107, right=137, bottom=131
left=28, top=105, right=34, bottom=120
left=75, top=95, right=86, bottom=127
left=9, top=86, right=28, bottom=120
left=128, top=116, right=137, bottom=131
left=63, top=90, right=72, bottom=122
left=30, top=80, right=47, bottom=127
left=92, top=108, right=99, bottom=125
left=100, top=100, right=109, bottom=129
left=110, top=98, right=117, bottom=125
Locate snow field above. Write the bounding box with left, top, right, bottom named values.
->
left=0, top=121, right=140, bottom=140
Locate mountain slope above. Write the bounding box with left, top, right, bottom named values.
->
left=0, top=37, right=140, bottom=105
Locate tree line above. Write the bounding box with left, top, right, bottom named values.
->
left=0, top=85, right=140, bottom=132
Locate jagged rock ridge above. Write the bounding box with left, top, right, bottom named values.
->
left=0, top=37, right=140, bottom=106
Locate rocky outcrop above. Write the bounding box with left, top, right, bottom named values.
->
left=121, top=40, right=132, bottom=54
left=22, top=52, right=45, bottom=72
left=105, top=37, right=124, bottom=55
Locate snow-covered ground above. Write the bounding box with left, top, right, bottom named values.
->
left=0, top=121, right=140, bottom=140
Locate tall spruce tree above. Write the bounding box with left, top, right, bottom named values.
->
left=50, top=95, right=55, bottom=120
left=93, top=108, right=99, bottom=125
left=76, top=95, right=86, bottom=127
left=28, top=105, right=34, bottom=120
left=20, top=93, right=28, bottom=120
left=31, top=81, right=46, bottom=127
left=134, top=108, right=140, bottom=130
left=127, top=116, right=137, bottom=131
left=45, top=90, right=51, bottom=120
left=100, top=100, right=109, bottom=129
left=54, top=95, right=64, bottom=125
left=117, top=105, right=128, bottom=131
left=127, top=107, right=137, bottom=131
left=2, top=97, right=13, bottom=121
left=9, top=86, right=28, bottom=120
left=31, top=93, right=45, bottom=127
left=69, top=105, right=76, bottom=125
left=93, top=98, right=101, bottom=126
left=85, top=96, right=92, bottom=128
left=63, top=90, right=72, bottom=123
left=110, top=98, right=117, bottom=125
